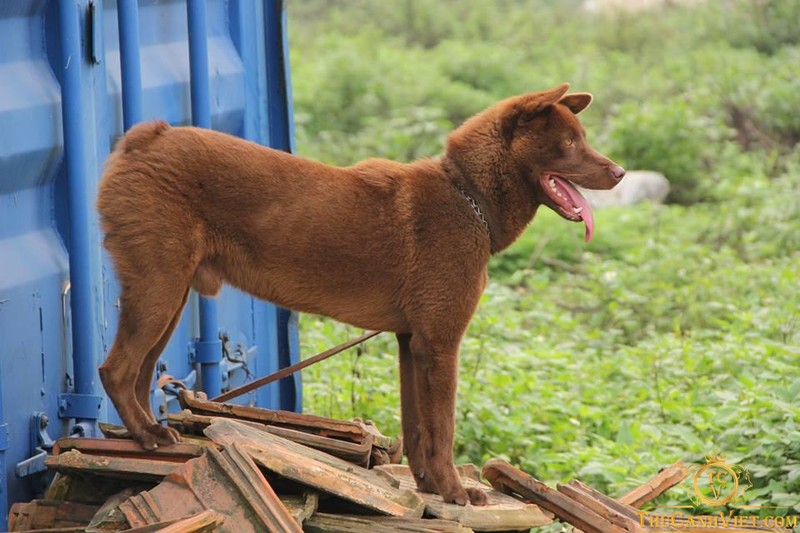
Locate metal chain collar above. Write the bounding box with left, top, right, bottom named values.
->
left=455, top=184, right=491, bottom=237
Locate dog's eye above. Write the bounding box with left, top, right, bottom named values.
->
left=564, top=138, right=574, bottom=146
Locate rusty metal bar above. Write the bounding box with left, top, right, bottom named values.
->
left=211, top=330, right=381, bottom=402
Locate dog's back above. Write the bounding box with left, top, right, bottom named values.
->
left=98, top=122, right=462, bottom=332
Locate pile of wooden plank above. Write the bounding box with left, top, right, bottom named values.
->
left=8, top=391, right=549, bottom=532
left=7, top=393, right=790, bottom=532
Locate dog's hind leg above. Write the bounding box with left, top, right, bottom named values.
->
left=397, top=333, right=436, bottom=493
left=133, top=288, right=190, bottom=435
left=99, top=276, right=191, bottom=450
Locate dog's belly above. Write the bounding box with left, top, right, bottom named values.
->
left=212, top=255, right=410, bottom=333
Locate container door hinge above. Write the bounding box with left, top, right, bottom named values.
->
left=191, top=338, right=223, bottom=364
left=15, top=412, right=54, bottom=479
left=58, top=392, right=103, bottom=420
left=88, top=1, right=102, bottom=65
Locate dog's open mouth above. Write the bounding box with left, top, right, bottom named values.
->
left=540, top=172, right=594, bottom=242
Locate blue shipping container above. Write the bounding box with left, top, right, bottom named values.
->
left=0, top=0, right=300, bottom=514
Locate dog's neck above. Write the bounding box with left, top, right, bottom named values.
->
left=454, top=183, right=491, bottom=237
left=443, top=156, right=540, bottom=254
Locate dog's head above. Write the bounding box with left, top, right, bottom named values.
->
left=447, top=83, right=624, bottom=242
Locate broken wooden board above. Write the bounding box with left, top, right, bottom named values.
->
left=53, top=437, right=206, bottom=463
left=564, top=480, right=790, bottom=533
left=376, top=463, right=551, bottom=531
left=482, top=459, right=625, bottom=533
left=180, top=390, right=367, bottom=442
left=85, top=488, right=139, bottom=532
left=102, top=444, right=301, bottom=533
left=304, top=513, right=474, bottom=533
left=557, top=481, right=644, bottom=533
left=618, top=461, right=688, bottom=508
left=46, top=450, right=179, bottom=482
left=168, top=410, right=373, bottom=466
left=44, top=472, right=154, bottom=508
left=279, top=491, right=319, bottom=526
left=145, top=510, right=225, bottom=533
left=8, top=499, right=99, bottom=531
left=181, top=391, right=403, bottom=464
left=204, top=418, right=425, bottom=518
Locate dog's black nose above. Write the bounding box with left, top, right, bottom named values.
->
left=610, top=165, right=626, bottom=181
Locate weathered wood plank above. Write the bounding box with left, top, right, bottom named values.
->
left=376, top=464, right=551, bottom=531
left=169, top=411, right=372, bottom=466
left=279, top=492, right=319, bottom=526
left=102, top=446, right=301, bottom=533
left=181, top=390, right=366, bottom=442
left=557, top=482, right=643, bottom=532
left=53, top=437, right=206, bottom=463
left=565, top=480, right=641, bottom=520
left=8, top=499, right=98, bottom=531
left=482, top=459, right=625, bottom=533
left=618, top=461, right=688, bottom=508
left=304, top=513, right=474, bottom=533
left=204, top=418, right=424, bottom=518
left=151, top=510, right=226, bottom=533
left=45, top=450, right=178, bottom=482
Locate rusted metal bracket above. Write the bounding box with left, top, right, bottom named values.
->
left=15, top=412, right=55, bottom=493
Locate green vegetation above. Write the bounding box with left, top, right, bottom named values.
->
left=287, top=0, right=799, bottom=522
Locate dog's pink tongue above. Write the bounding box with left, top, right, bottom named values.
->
left=556, top=177, right=595, bottom=242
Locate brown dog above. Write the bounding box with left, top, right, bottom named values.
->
left=97, top=83, right=623, bottom=505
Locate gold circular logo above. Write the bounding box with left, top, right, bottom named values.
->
left=693, top=461, right=739, bottom=506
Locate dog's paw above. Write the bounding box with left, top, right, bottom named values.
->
left=412, top=472, right=437, bottom=494
left=162, top=425, right=182, bottom=443
left=440, top=486, right=470, bottom=506
left=466, top=487, right=488, bottom=506
left=134, top=424, right=181, bottom=450
left=438, top=485, right=489, bottom=506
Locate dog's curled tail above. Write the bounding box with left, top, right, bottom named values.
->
left=118, top=120, right=170, bottom=153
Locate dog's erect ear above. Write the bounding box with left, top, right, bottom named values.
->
left=559, top=92, right=593, bottom=114
left=517, top=83, right=571, bottom=123
left=500, top=83, right=570, bottom=139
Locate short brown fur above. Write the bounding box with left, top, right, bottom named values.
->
left=97, top=83, right=623, bottom=505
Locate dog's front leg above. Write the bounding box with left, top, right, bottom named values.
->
left=407, top=332, right=488, bottom=506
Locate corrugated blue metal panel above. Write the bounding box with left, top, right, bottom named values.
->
left=0, top=0, right=297, bottom=513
